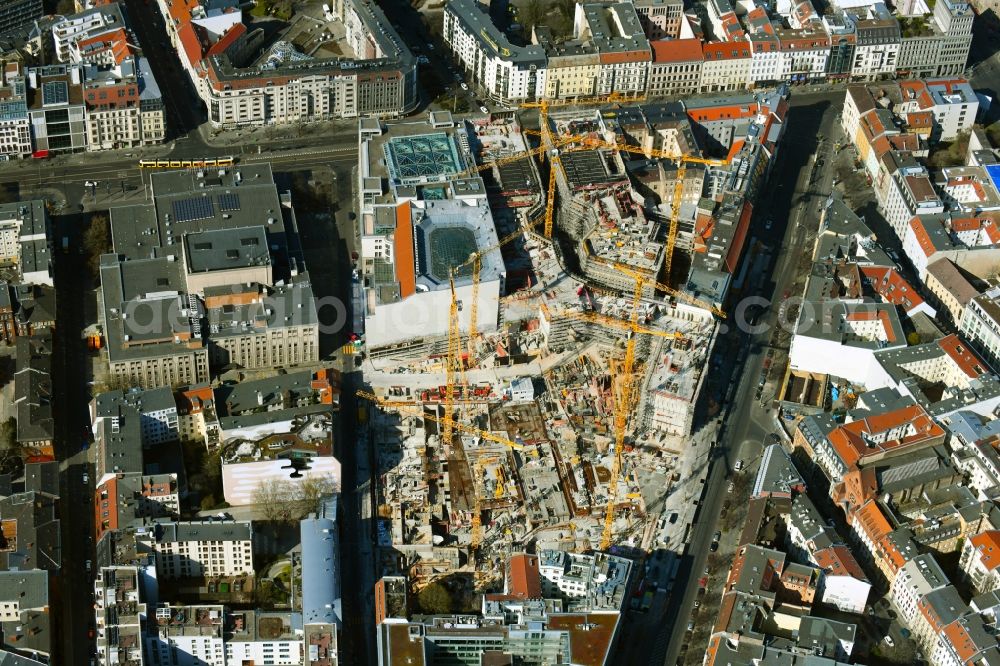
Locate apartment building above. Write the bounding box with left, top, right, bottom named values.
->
left=537, top=550, right=632, bottom=611
left=960, top=287, right=1000, bottom=371
left=934, top=0, right=975, bottom=76
left=144, top=520, right=254, bottom=579
left=890, top=553, right=950, bottom=626
left=913, top=586, right=970, bottom=654
left=924, top=257, right=985, bottom=326
left=167, top=0, right=415, bottom=128
left=204, top=276, right=319, bottom=370
left=701, top=39, right=753, bottom=92
left=0, top=198, right=47, bottom=270
left=146, top=605, right=226, bottom=666
left=95, top=566, right=148, bottom=666
left=634, top=0, right=684, bottom=39
left=26, top=65, right=87, bottom=154
left=95, top=473, right=179, bottom=540
left=83, top=58, right=165, bottom=151
left=51, top=4, right=127, bottom=63
left=960, top=530, right=1000, bottom=595
left=443, top=0, right=545, bottom=105
left=852, top=11, right=901, bottom=80
left=0, top=63, right=32, bottom=160
left=884, top=169, right=944, bottom=240
left=226, top=610, right=305, bottom=665
left=648, top=39, right=703, bottom=96
left=747, top=32, right=782, bottom=86
left=574, top=3, right=651, bottom=95
left=92, top=386, right=178, bottom=447
left=14, top=331, right=53, bottom=457
left=539, top=41, right=600, bottom=100
left=778, top=29, right=831, bottom=80
left=0, top=0, right=42, bottom=35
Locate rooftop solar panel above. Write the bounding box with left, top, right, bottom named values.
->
left=172, top=197, right=214, bottom=223
left=218, top=193, right=240, bottom=212
left=41, top=81, right=68, bottom=106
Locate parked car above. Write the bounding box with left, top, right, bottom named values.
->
left=884, top=636, right=895, bottom=648
left=712, top=531, right=721, bottom=542
left=480, top=105, right=489, bottom=114
left=727, top=482, right=735, bottom=493
left=460, top=82, right=468, bottom=91
left=735, top=459, right=744, bottom=471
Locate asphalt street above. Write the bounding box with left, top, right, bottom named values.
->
left=51, top=215, right=97, bottom=666
left=637, top=89, right=845, bottom=666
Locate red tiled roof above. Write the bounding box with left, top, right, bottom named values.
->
left=908, top=217, right=938, bottom=258
left=702, top=41, right=751, bottom=60
left=943, top=618, right=983, bottom=662
left=853, top=499, right=893, bottom=542
left=937, top=334, right=988, bottom=377
left=842, top=308, right=898, bottom=342
left=814, top=545, right=867, bottom=581
left=394, top=201, right=415, bottom=298
left=177, top=22, right=204, bottom=66
left=651, top=38, right=704, bottom=63
left=826, top=403, right=944, bottom=469
left=907, top=110, right=934, bottom=129
left=206, top=21, right=246, bottom=57
left=971, top=531, right=1000, bottom=571
left=859, top=265, right=926, bottom=312
left=507, top=554, right=541, bottom=599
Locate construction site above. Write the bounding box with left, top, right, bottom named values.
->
left=355, top=89, right=789, bottom=595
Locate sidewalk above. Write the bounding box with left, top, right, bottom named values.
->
left=196, top=118, right=360, bottom=150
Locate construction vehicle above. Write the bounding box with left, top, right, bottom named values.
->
left=356, top=390, right=533, bottom=453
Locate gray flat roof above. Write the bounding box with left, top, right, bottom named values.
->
left=155, top=519, right=252, bottom=543
left=184, top=226, right=270, bottom=274
left=446, top=0, right=546, bottom=66
left=111, top=164, right=285, bottom=262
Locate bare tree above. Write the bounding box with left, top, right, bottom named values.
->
left=253, top=475, right=338, bottom=523
left=293, top=474, right=337, bottom=518
left=253, top=479, right=297, bottom=523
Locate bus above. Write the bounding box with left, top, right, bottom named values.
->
left=138, top=156, right=236, bottom=169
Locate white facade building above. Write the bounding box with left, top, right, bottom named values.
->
left=144, top=520, right=254, bottom=579
left=442, top=0, right=546, bottom=104
left=146, top=605, right=226, bottom=666
left=889, top=553, right=949, bottom=626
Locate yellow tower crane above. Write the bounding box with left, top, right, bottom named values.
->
left=453, top=213, right=547, bottom=362
left=443, top=274, right=463, bottom=446
left=462, top=132, right=589, bottom=179
left=560, top=308, right=686, bottom=340
left=666, top=162, right=687, bottom=282
left=612, top=263, right=727, bottom=319
left=471, top=455, right=500, bottom=551
left=544, top=155, right=559, bottom=238
left=356, top=390, right=534, bottom=453
left=579, top=137, right=730, bottom=282
left=600, top=277, right=643, bottom=550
